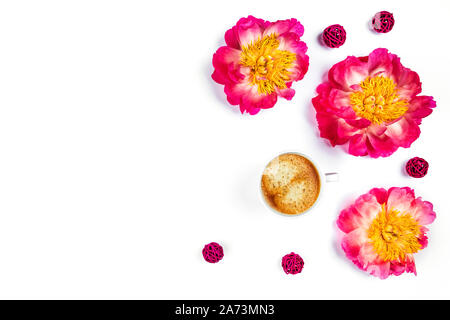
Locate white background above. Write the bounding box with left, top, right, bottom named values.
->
left=0, top=0, right=449, bottom=299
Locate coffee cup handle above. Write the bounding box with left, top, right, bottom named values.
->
left=325, top=172, right=339, bottom=182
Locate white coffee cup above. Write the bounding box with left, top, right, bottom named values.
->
left=260, top=152, right=338, bottom=217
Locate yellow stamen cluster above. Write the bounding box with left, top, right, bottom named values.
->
left=350, top=76, right=409, bottom=124
left=368, top=204, right=422, bottom=262
left=240, top=34, right=296, bottom=95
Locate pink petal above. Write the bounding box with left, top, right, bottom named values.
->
left=366, top=261, right=391, bottom=279
left=241, top=86, right=278, bottom=110
left=348, top=133, right=368, bottom=156
left=344, top=118, right=372, bottom=129
left=341, top=228, right=367, bottom=260
left=352, top=193, right=382, bottom=225
left=277, top=87, right=295, bottom=100
left=277, top=32, right=305, bottom=53
left=224, top=81, right=250, bottom=105
left=337, top=206, right=363, bottom=233
left=391, top=55, right=422, bottom=99
left=409, top=198, right=436, bottom=225
left=366, top=128, right=399, bottom=158
left=357, top=243, right=390, bottom=279
left=386, top=187, right=415, bottom=214
left=337, top=192, right=382, bottom=233
left=312, top=82, right=358, bottom=119
left=211, top=46, right=243, bottom=86
left=368, top=188, right=388, bottom=205
left=234, top=16, right=266, bottom=47
left=404, top=255, right=417, bottom=275
left=315, top=113, right=360, bottom=146
left=389, top=261, right=406, bottom=276
left=418, top=227, right=429, bottom=249
left=367, top=48, right=394, bottom=77
left=224, top=78, right=278, bottom=114
left=369, top=123, right=388, bottom=136
left=239, top=104, right=260, bottom=115
left=327, top=89, right=357, bottom=119
left=263, top=18, right=304, bottom=37
left=384, top=117, right=421, bottom=148
left=406, top=95, right=436, bottom=124
left=328, top=56, right=369, bottom=92
left=224, top=27, right=241, bottom=50
left=225, top=79, right=277, bottom=115
left=290, top=52, right=309, bottom=82
left=313, top=83, right=363, bottom=147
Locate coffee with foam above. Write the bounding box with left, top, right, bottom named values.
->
left=261, top=153, right=321, bottom=215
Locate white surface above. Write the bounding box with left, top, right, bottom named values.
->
left=0, top=0, right=449, bottom=299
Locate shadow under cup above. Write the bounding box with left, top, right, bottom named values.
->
left=260, top=152, right=338, bottom=216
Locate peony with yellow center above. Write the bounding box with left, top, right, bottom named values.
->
left=312, top=48, right=435, bottom=158
left=337, top=187, right=436, bottom=279
left=240, top=34, right=296, bottom=95
left=212, top=16, right=309, bottom=115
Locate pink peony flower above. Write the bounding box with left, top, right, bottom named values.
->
left=212, top=16, right=309, bottom=115
left=312, top=48, right=436, bottom=158
left=337, top=187, right=436, bottom=279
